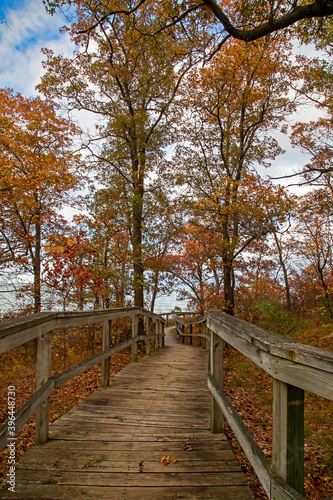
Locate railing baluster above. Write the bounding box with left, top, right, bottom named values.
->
left=132, top=313, right=138, bottom=362
left=146, top=316, right=151, bottom=356
left=101, top=320, right=112, bottom=387
left=161, top=321, right=165, bottom=347
left=155, top=320, right=159, bottom=351
left=35, top=332, right=52, bottom=444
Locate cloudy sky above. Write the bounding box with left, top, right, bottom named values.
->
left=0, top=0, right=73, bottom=96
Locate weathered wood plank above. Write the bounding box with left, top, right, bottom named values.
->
left=206, top=311, right=333, bottom=375
left=26, top=438, right=228, bottom=452
left=7, top=470, right=249, bottom=487
left=0, top=306, right=165, bottom=353
left=0, top=485, right=254, bottom=500
left=16, top=448, right=235, bottom=463
left=207, top=316, right=333, bottom=400
left=101, top=319, right=112, bottom=387
left=35, top=332, right=52, bottom=444
left=17, top=459, right=241, bottom=473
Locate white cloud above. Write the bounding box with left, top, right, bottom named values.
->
left=0, top=0, right=74, bottom=96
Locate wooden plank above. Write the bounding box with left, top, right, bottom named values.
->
left=0, top=317, right=57, bottom=353
left=0, top=306, right=165, bottom=353
left=207, top=317, right=333, bottom=400
left=270, top=343, right=333, bottom=374
left=271, top=477, right=305, bottom=500
left=30, top=439, right=229, bottom=452
left=35, top=332, right=52, bottom=444
left=51, top=417, right=209, bottom=429
left=16, top=449, right=235, bottom=463
left=16, top=459, right=241, bottom=473
left=0, top=307, right=138, bottom=352
left=207, top=311, right=333, bottom=374
left=8, top=470, right=249, bottom=487
left=101, top=320, right=112, bottom=387
left=48, top=430, right=221, bottom=441
left=0, top=485, right=253, bottom=500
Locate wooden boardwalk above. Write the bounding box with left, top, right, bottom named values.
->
left=0, top=328, right=253, bottom=499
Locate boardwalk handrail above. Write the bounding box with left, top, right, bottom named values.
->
left=0, top=307, right=165, bottom=452
left=174, top=315, right=209, bottom=346
left=206, top=310, right=333, bottom=500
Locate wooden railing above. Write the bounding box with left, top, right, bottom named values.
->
left=174, top=314, right=208, bottom=347
left=0, top=307, right=165, bottom=451
left=2, top=306, right=332, bottom=499
left=174, top=310, right=333, bottom=499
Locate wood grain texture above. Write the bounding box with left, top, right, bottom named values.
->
left=0, top=328, right=253, bottom=500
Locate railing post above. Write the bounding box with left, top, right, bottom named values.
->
left=205, top=321, right=209, bottom=350
left=35, top=332, right=52, bottom=444
left=181, top=324, right=185, bottom=343
left=158, top=321, right=163, bottom=348
left=132, top=313, right=138, bottom=362
left=145, top=316, right=151, bottom=356
left=161, top=321, right=165, bottom=347
left=155, top=320, right=159, bottom=351
left=209, top=328, right=224, bottom=433
left=272, top=379, right=304, bottom=495
left=189, top=323, right=193, bottom=345
left=101, top=320, right=112, bottom=387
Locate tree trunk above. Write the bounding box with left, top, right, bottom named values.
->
left=131, top=141, right=145, bottom=334
left=33, top=217, right=41, bottom=314
left=150, top=270, right=159, bottom=313
left=317, top=264, right=333, bottom=320
left=273, top=230, right=291, bottom=311
left=223, top=260, right=235, bottom=316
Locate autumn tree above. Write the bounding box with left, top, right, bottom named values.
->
left=0, top=89, right=82, bottom=313
left=167, top=224, right=224, bottom=314
left=171, top=37, right=295, bottom=314
left=44, top=216, right=104, bottom=311
left=295, top=189, right=333, bottom=320
left=236, top=239, right=286, bottom=321
left=85, top=181, right=132, bottom=309
left=142, top=184, right=183, bottom=312
left=276, top=47, right=333, bottom=187
left=290, top=117, right=333, bottom=188
left=44, top=1, right=333, bottom=49
left=38, top=1, right=211, bottom=317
